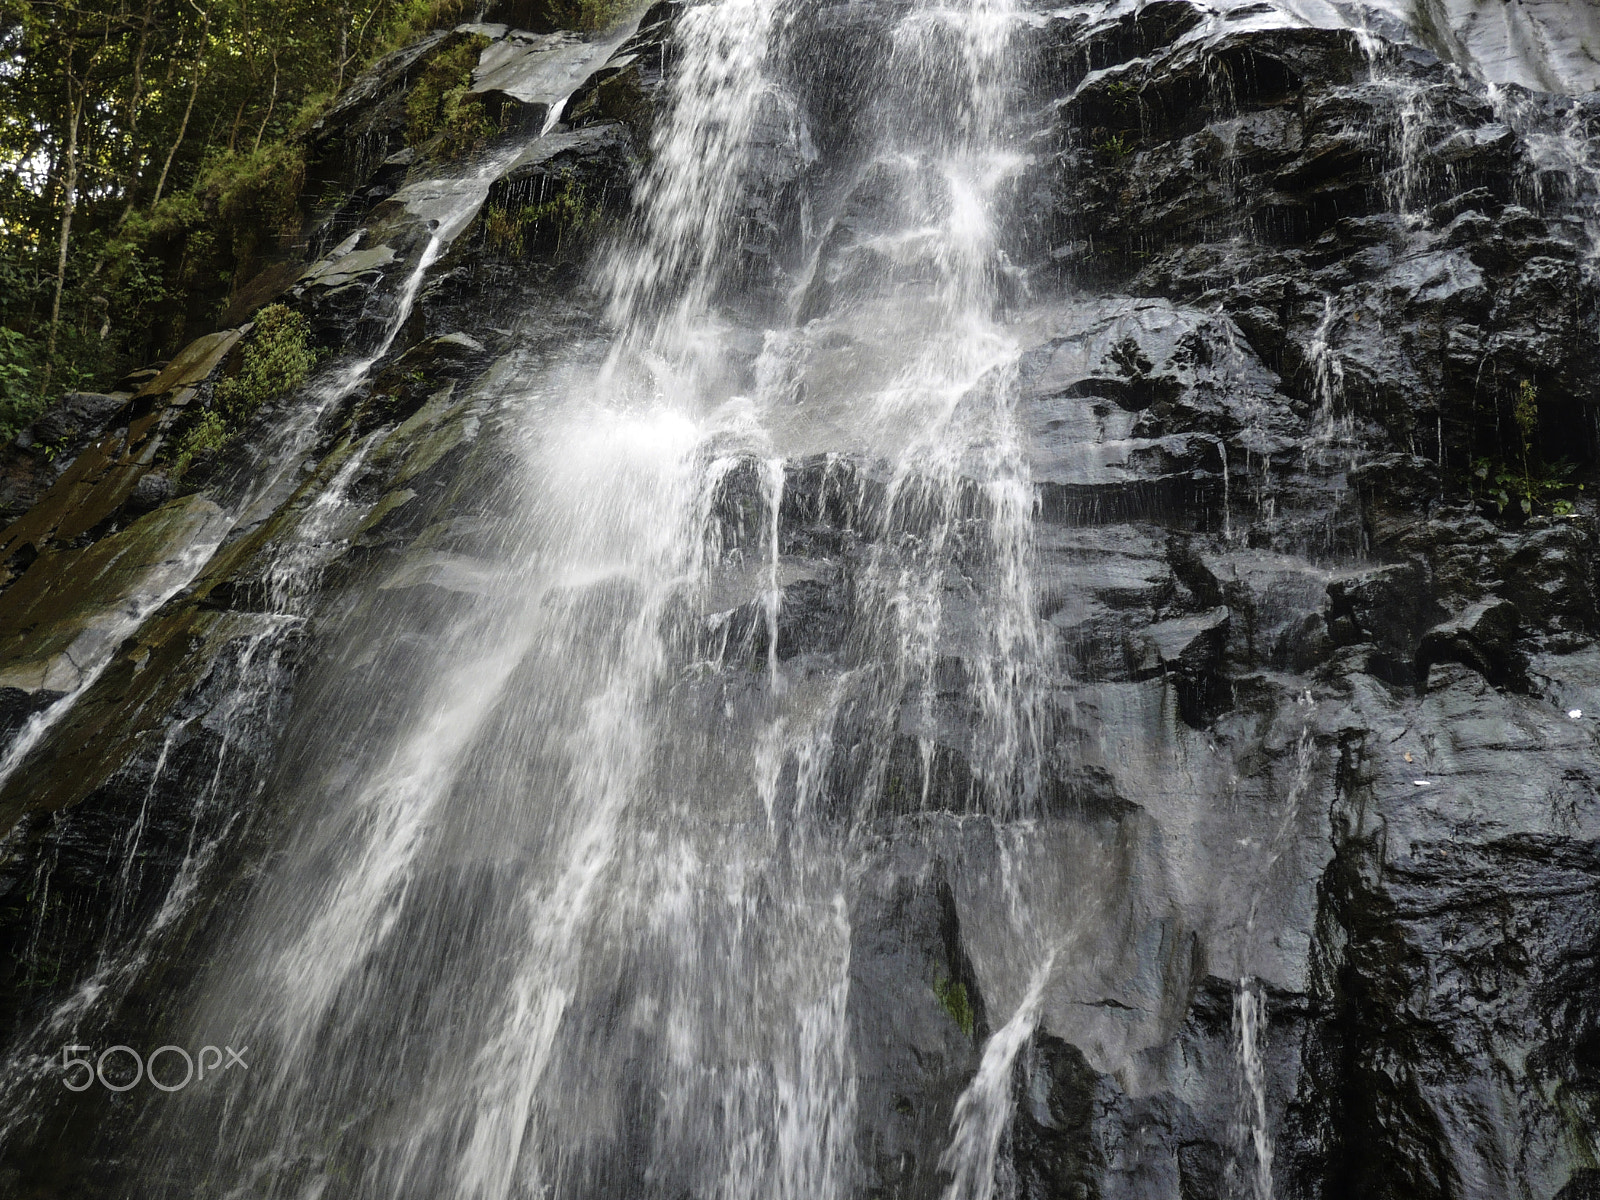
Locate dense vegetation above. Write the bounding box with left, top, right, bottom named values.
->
left=0, top=0, right=476, bottom=440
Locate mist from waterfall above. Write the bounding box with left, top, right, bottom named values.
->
left=121, top=0, right=1047, bottom=1194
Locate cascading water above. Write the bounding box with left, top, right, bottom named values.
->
left=1233, top=978, right=1274, bottom=1200
left=0, top=135, right=544, bottom=1150
left=111, top=0, right=1052, bottom=1194
left=9, top=0, right=1600, bottom=1195
left=1222, top=704, right=1314, bottom=1200
left=0, top=440, right=380, bottom=1122
left=939, top=958, right=1052, bottom=1200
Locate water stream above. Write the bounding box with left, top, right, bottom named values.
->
left=0, top=141, right=530, bottom=806
left=1234, top=977, right=1274, bottom=1200
left=123, top=0, right=1051, bottom=1194
left=939, top=957, right=1053, bottom=1200
left=0, top=136, right=546, bottom=1150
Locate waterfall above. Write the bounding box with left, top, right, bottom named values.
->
left=938, top=958, right=1053, bottom=1200
left=1306, top=297, right=1345, bottom=447
left=14, top=0, right=1600, bottom=1192
left=0, top=136, right=539, bottom=1151
left=1234, top=978, right=1274, bottom=1200
left=105, top=0, right=1050, bottom=1190
left=599, top=0, right=788, bottom=357
left=1223, top=705, right=1314, bottom=1200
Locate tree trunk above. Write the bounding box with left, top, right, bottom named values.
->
left=226, top=96, right=246, bottom=154
left=116, top=0, right=159, bottom=226
left=335, top=1, right=350, bottom=98
left=42, top=83, right=83, bottom=396
left=251, top=55, right=279, bottom=153
left=151, top=11, right=209, bottom=209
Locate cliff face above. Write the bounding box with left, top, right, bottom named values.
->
left=0, top=2, right=1597, bottom=1198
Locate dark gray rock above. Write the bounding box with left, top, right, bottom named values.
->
left=1418, top=596, right=1525, bottom=689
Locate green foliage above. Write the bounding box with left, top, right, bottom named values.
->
left=196, top=143, right=309, bottom=264
left=39, top=432, right=75, bottom=462
left=540, top=0, right=634, bottom=31
left=170, top=409, right=228, bottom=480
left=528, top=177, right=603, bottom=252
left=577, top=0, right=634, bottom=30
left=374, top=0, right=479, bottom=55
left=172, top=302, right=313, bottom=479
left=1094, top=131, right=1135, bottom=161
left=1472, top=455, right=1582, bottom=518
left=406, top=35, right=494, bottom=158
left=289, top=90, right=338, bottom=139
left=0, top=0, right=482, bottom=418
left=1471, top=380, right=1584, bottom=518
left=934, top=977, right=975, bottom=1038
left=0, top=0, right=626, bottom=436
left=440, top=91, right=496, bottom=160
left=126, top=194, right=209, bottom=244
left=1513, top=378, right=1539, bottom=462
left=1106, top=80, right=1139, bottom=109
left=215, top=304, right=315, bottom=423
left=483, top=176, right=604, bottom=260
left=484, top=205, right=525, bottom=257
left=0, top=327, right=43, bottom=442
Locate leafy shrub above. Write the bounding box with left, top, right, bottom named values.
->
left=541, top=0, right=633, bottom=30
left=1094, top=131, right=1135, bottom=160
left=483, top=204, right=526, bottom=257
left=171, top=303, right=314, bottom=479
left=376, top=0, right=478, bottom=54
left=0, top=328, right=43, bottom=442
left=484, top=176, right=604, bottom=260
left=170, top=410, right=229, bottom=480
left=98, top=215, right=187, bottom=344
left=216, top=304, right=316, bottom=423
left=126, top=194, right=208, bottom=243
left=289, top=90, right=337, bottom=139
left=1471, top=380, right=1585, bottom=518
left=1472, top=455, right=1582, bottom=518
left=532, top=180, right=602, bottom=248
left=196, top=144, right=308, bottom=266
left=439, top=89, right=496, bottom=159
left=1106, top=80, right=1139, bottom=109
left=405, top=34, right=494, bottom=158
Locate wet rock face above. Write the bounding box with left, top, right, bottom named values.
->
left=1033, top=13, right=1600, bottom=475
left=757, top=5, right=1600, bottom=1198
left=992, top=9, right=1600, bottom=1197
left=0, top=2, right=1599, bottom=1198
left=850, top=860, right=991, bottom=1200
left=0, top=12, right=656, bottom=1182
